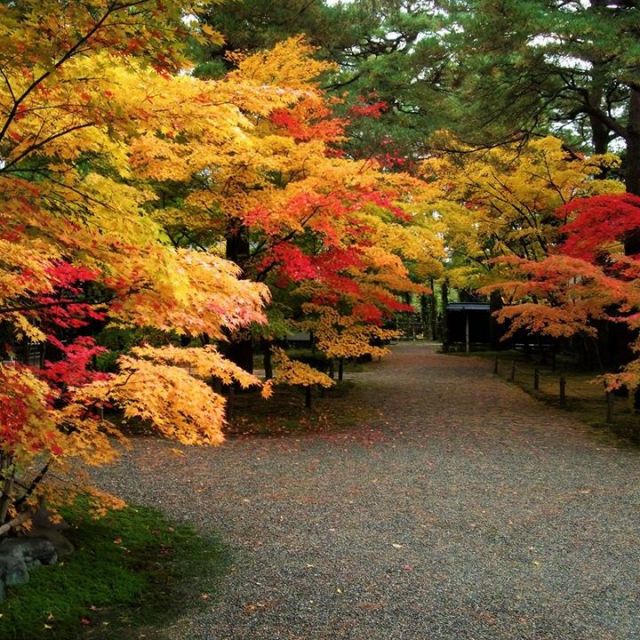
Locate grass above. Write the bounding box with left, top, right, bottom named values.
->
left=0, top=500, right=230, bottom=640
left=451, top=349, right=640, bottom=445
left=228, top=356, right=373, bottom=437
left=226, top=379, right=372, bottom=437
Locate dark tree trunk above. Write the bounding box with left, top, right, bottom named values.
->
left=489, top=289, right=503, bottom=350
left=420, top=294, right=429, bottom=339
left=587, top=63, right=610, bottom=158
left=261, top=338, right=273, bottom=379
left=625, top=88, right=640, bottom=198
left=440, top=281, right=449, bottom=350
left=225, top=222, right=254, bottom=373
left=429, top=277, right=438, bottom=340
left=225, top=221, right=250, bottom=265
left=305, top=386, right=312, bottom=409
left=590, top=115, right=610, bottom=156
left=226, top=338, right=254, bottom=374
left=623, top=89, right=640, bottom=409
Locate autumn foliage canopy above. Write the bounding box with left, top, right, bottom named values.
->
left=0, top=1, right=442, bottom=518
left=3, top=0, right=639, bottom=526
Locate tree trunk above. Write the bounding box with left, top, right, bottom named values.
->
left=225, top=221, right=250, bottom=265
left=624, top=88, right=640, bottom=409
left=420, top=294, right=429, bottom=340
left=440, top=281, right=449, bottom=350
left=225, top=222, right=254, bottom=373
left=587, top=61, right=610, bottom=158
left=226, top=338, right=254, bottom=375
left=0, top=456, right=14, bottom=525
left=590, top=115, right=610, bottom=156
left=625, top=87, right=640, bottom=198
left=429, top=277, right=438, bottom=340
left=489, top=289, right=502, bottom=350
left=305, top=386, right=312, bottom=409
left=261, top=338, right=273, bottom=380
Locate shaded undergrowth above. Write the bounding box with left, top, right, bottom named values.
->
left=225, top=378, right=372, bottom=437
left=0, top=501, right=230, bottom=640
left=451, top=349, right=640, bottom=446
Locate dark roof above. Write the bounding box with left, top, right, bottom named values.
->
left=446, top=302, right=490, bottom=312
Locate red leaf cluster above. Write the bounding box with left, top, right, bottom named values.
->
left=560, top=193, right=640, bottom=262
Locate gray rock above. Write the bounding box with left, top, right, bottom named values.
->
left=0, top=537, right=58, bottom=567
left=0, top=537, right=58, bottom=588
left=0, top=553, right=29, bottom=586
left=27, top=527, right=74, bottom=557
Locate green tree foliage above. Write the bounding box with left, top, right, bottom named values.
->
left=195, top=1, right=453, bottom=163
left=439, top=0, right=640, bottom=191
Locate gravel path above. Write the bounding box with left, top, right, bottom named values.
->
left=95, top=343, right=640, bottom=640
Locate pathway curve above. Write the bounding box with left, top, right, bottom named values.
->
left=95, top=343, right=640, bottom=640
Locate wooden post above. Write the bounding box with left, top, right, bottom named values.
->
left=606, top=391, right=614, bottom=423
left=465, top=311, right=470, bottom=353
left=559, top=376, right=566, bottom=406
left=493, top=355, right=499, bottom=375
left=534, top=368, right=540, bottom=391
left=509, top=360, right=516, bottom=382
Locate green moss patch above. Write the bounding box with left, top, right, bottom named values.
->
left=0, top=501, right=230, bottom=640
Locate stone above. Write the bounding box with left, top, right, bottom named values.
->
left=27, top=527, right=74, bottom=557
left=0, top=553, right=29, bottom=586
left=0, top=537, right=58, bottom=567
left=0, top=537, right=58, bottom=588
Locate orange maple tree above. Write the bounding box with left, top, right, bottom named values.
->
left=169, top=38, right=442, bottom=371
left=479, top=193, right=640, bottom=393
left=0, top=1, right=274, bottom=521
left=0, top=8, right=444, bottom=525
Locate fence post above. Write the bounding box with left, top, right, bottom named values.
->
left=493, top=355, right=499, bottom=375
left=606, top=391, right=614, bottom=423
left=534, top=368, right=540, bottom=391
left=509, top=360, right=516, bottom=382
left=559, top=376, right=566, bottom=407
